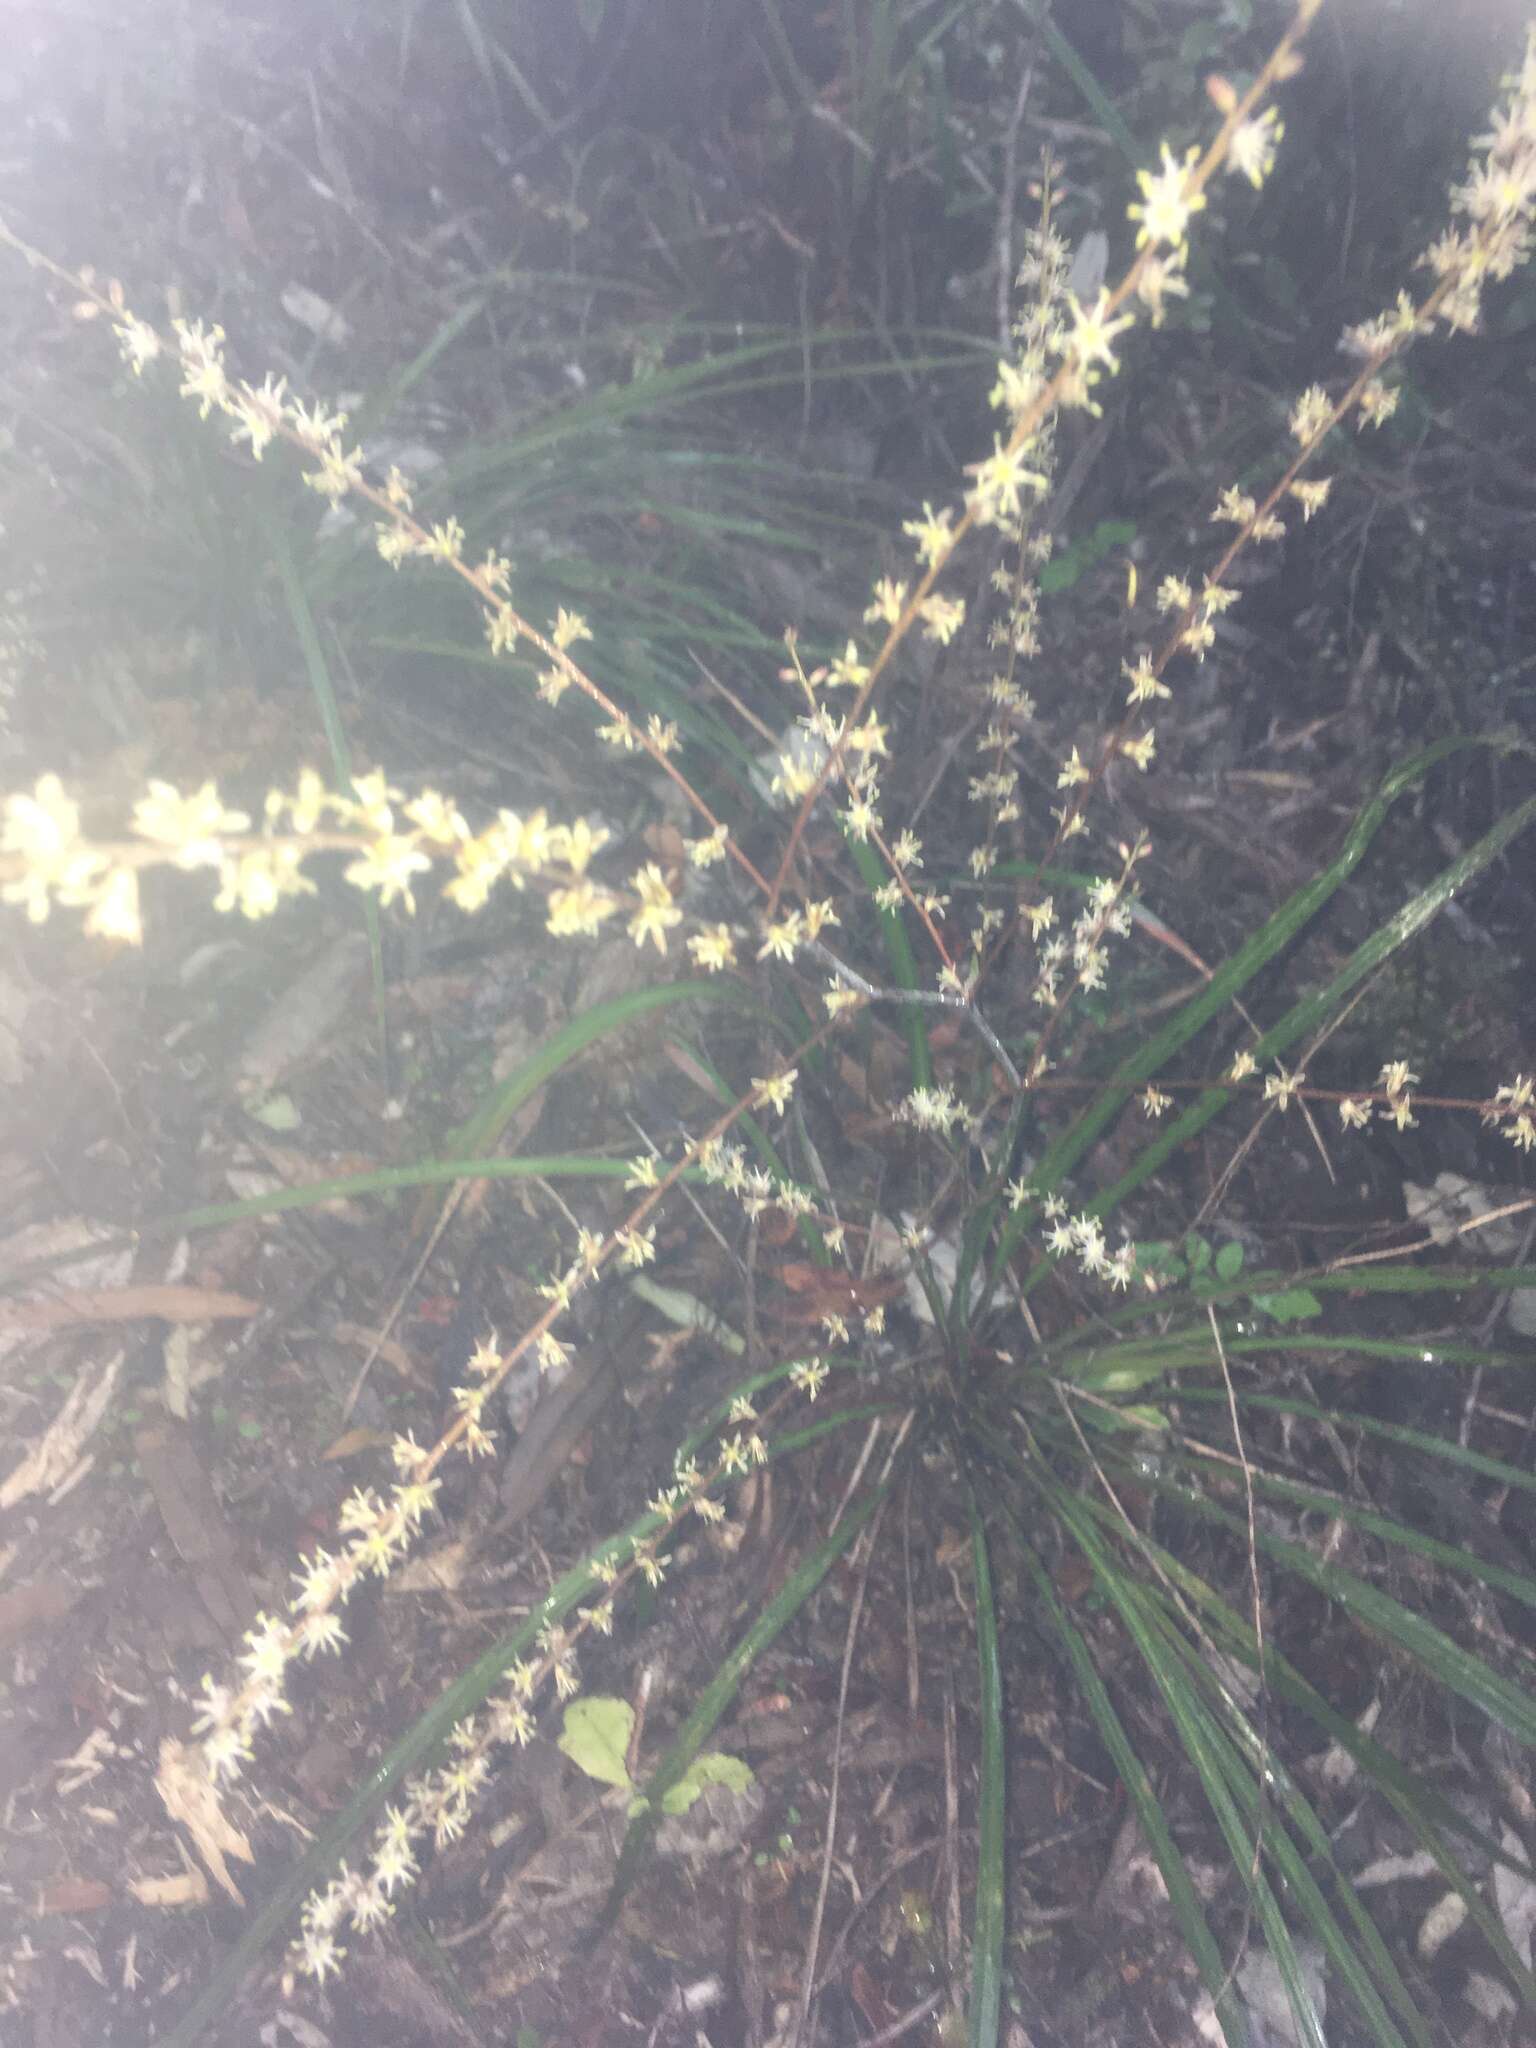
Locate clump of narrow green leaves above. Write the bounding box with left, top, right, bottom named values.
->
left=6, top=7, right=1536, bottom=2048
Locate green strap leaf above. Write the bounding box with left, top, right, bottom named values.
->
left=999, top=1483, right=1247, bottom=2043
left=988, top=750, right=1536, bottom=1302
left=967, top=1487, right=1006, bottom=2048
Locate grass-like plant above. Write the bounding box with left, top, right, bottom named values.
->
left=3, top=4, right=1535, bottom=2043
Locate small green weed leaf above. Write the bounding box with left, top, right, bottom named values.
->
left=1215, top=1241, right=1245, bottom=1282
left=1105, top=1404, right=1171, bottom=1434
left=559, top=1697, right=635, bottom=1790
left=1037, top=517, right=1137, bottom=594
left=1185, top=1235, right=1212, bottom=1273
left=659, top=1750, right=755, bottom=1817
left=247, top=1093, right=302, bottom=1132
left=1134, top=1240, right=1185, bottom=1280
left=1250, top=1286, right=1323, bottom=1324
left=1074, top=1359, right=1168, bottom=1395
left=628, top=1274, right=746, bottom=1355
left=602, top=1475, right=889, bottom=1934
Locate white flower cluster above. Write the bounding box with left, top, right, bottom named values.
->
left=1041, top=1196, right=1139, bottom=1291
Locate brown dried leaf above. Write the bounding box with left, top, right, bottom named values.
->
left=331, top=1320, right=422, bottom=1382
left=0, top=1574, right=82, bottom=1648
left=134, top=1423, right=257, bottom=1639
left=321, top=1424, right=394, bottom=1462
left=34, top=1876, right=113, bottom=1916
left=389, top=1537, right=472, bottom=1595
left=0, top=1284, right=256, bottom=1333
left=772, top=1262, right=904, bottom=1320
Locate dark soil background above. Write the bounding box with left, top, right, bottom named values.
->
left=0, top=4, right=1533, bottom=2047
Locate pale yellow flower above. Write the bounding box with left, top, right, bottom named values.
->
left=403, top=790, right=467, bottom=846
left=229, top=374, right=288, bottom=459
left=1357, top=380, right=1401, bottom=429
left=173, top=318, right=229, bottom=417
left=1289, top=478, right=1333, bottom=521
left=345, top=771, right=400, bottom=835
left=1065, top=289, right=1135, bottom=375
left=917, top=594, right=966, bottom=645
left=269, top=767, right=330, bottom=835
left=114, top=314, right=161, bottom=374
left=827, top=640, right=871, bottom=691
left=687, top=825, right=728, bottom=867
left=288, top=398, right=349, bottom=450
left=1227, top=108, right=1283, bottom=190
left=989, top=355, right=1044, bottom=419
left=345, top=834, right=433, bottom=911
left=627, top=862, right=682, bottom=953
left=423, top=518, right=465, bottom=562
left=757, top=913, right=804, bottom=962
left=863, top=577, right=907, bottom=625
left=1122, top=655, right=1169, bottom=705
left=445, top=833, right=510, bottom=913
left=305, top=441, right=366, bottom=501
left=215, top=844, right=315, bottom=920
left=133, top=780, right=250, bottom=866
left=1135, top=249, right=1190, bottom=327
left=485, top=605, right=520, bottom=656
left=901, top=501, right=955, bottom=566
left=552, top=815, right=609, bottom=876
left=617, top=1225, right=657, bottom=1269
left=1, top=774, right=104, bottom=922
left=597, top=712, right=638, bottom=752
left=546, top=880, right=618, bottom=938
left=969, top=436, right=1048, bottom=523
left=843, top=791, right=880, bottom=839
left=1128, top=143, right=1206, bottom=251
left=1263, top=1067, right=1305, bottom=1111
left=687, top=923, right=737, bottom=973
left=1289, top=385, right=1334, bottom=446
left=753, top=1069, right=797, bottom=1116
left=552, top=607, right=592, bottom=649
left=845, top=712, right=890, bottom=758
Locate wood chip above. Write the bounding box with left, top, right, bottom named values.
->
left=155, top=1739, right=253, bottom=1904
left=0, top=1352, right=120, bottom=1510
